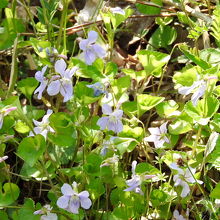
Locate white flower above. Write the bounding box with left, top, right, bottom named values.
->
left=34, top=66, right=48, bottom=100
left=173, top=210, right=186, bottom=220
left=178, top=79, right=206, bottom=106
left=144, top=122, right=170, bottom=148
left=124, top=161, right=155, bottom=195
left=97, top=104, right=123, bottom=134
left=47, top=59, right=77, bottom=102
left=29, top=109, right=55, bottom=139
left=34, top=205, right=58, bottom=220
left=79, top=31, right=106, bottom=65
left=57, top=182, right=92, bottom=214
left=170, top=163, right=202, bottom=197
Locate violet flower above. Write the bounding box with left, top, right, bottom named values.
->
left=79, top=31, right=106, bottom=65
left=144, top=122, right=170, bottom=148
left=173, top=210, right=186, bottom=220
left=34, top=66, right=48, bottom=100
left=169, top=163, right=202, bottom=198
left=29, top=109, right=55, bottom=139
left=0, top=106, right=17, bottom=129
left=97, top=104, right=123, bottom=134
left=34, top=205, right=58, bottom=220
left=47, top=59, right=77, bottom=102
left=110, top=7, right=125, bottom=15
left=178, top=79, right=206, bottom=106
left=57, top=182, right=92, bottom=214
left=124, top=161, right=155, bottom=195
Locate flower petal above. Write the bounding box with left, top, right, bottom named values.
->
left=55, top=59, right=67, bottom=75
left=47, top=80, right=60, bottom=96
left=57, top=195, right=69, bottom=209
left=79, top=39, right=89, bottom=51
left=148, top=127, right=161, bottom=135
left=69, top=198, right=80, bottom=214
left=61, top=183, right=74, bottom=196
left=102, top=104, right=112, bottom=115
left=60, top=82, right=73, bottom=102
left=35, top=66, right=47, bottom=82
left=131, top=161, right=137, bottom=175
left=84, top=49, right=96, bottom=65
left=97, top=117, right=109, bottom=130
left=88, top=31, right=98, bottom=44
left=92, top=44, right=106, bottom=58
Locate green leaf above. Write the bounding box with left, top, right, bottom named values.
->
left=122, top=101, right=138, bottom=117
left=0, top=211, right=8, bottom=220
left=17, top=78, right=38, bottom=100
left=150, top=189, right=168, bottom=207
left=0, top=0, right=8, bottom=8
left=137, top=94, right=165, bottom=117
left=184, top=97, right=219, bottom=125
left=200, top=48, right=220, bottom=66
left=136, top=162, right=160, bottom=175
left=136, top=0, right=162, bottom=15
left=137, top=50, right=170, bottom=77
left=14, top=198, right=40, bottom=220
left=17, top=135, right=46, bottom=167
left=113, top=137, right=138, bottom=155
left=14, top=120, right=30, bottom=133
left=149, top=25, right=177, bottom=48
left=173, top=65, right=198, bottom=86
left=112, top=75, right=131, bottom=100
left=156, top=100, right=179, bottom=117
left=169, top=119, right=192, bottom=135
left=74, top=82, right=101, bottom=104
left=204, top=132, right=219, bottom=158
left=49, top=112, right=77, bottom=147
left=179, top=44, right=211, bottom=69
left=210, top=183, right=220, bottom=199
left=109, top=8, right=133, bottom=30
left=0, top=183, right=20, bottom=206
left=210, top=113, right=220, bottom=132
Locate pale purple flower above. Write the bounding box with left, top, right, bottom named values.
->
left=100, top=154, right=119, bottom=167
left=97, top=104, right=123, bottom=133
left=34, top=66, right=48, bottom=99
left=87, top=82, right=107, bottom=97
left=110, top=7, right=125, bottom=15
left=29, top=109, right=55, bottom=139
left=57, top=182, right=92, bottom=214
left=173, top=210, right=186, bottom=220
left=124, top=161, right=155, bottom=195
left=0, top=106, right=17, bottom=129
left=79, top=31, right=106, bottom=65
left=34, top=204, right=58, bottom=220
left=144, top=122, right=170, bottom=148
left=47, top=59, right=77, bottom=102
left=169, top=163, right=203, bottom=198
left=0, top=156, right=8, bottom=163
left=178, top=79, right=206, bottom=106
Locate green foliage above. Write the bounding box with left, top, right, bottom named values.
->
left=17, top=135, right=46, bottom=167
left=0, top=183, right=20, bottom=206
left=137, top=50, right=170, bottom=77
